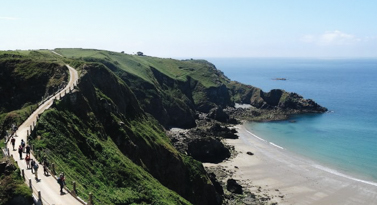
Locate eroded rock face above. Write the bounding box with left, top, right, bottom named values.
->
left=227, top=179, right=243, bottom=194
left=0, top=160, right=16, bottom=175
left=187, top=137, right=230, bottom=163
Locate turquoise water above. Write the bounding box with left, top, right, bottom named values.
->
left=209, top=58, right=377, bottom=183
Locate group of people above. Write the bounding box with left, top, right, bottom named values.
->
left=9, top=133, right=65, bottom=193
left=10, top=136, right=30, bottom=160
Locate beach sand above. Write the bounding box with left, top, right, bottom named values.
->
left=204, top=124, right=377, bottom=204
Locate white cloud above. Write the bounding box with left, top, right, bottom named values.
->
left=300, top=30, right=361, bottom=46
left=319, top=30, right=359, bottom=45
left=0, top=16, right=19, bottom=20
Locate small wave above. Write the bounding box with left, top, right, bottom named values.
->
left=245, top=130, right=267, bottom=142
left=269, top=142, right=284, bottom=150
left=312, top=164, right=377, bottom=187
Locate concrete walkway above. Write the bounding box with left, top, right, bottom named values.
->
left=6, top=65, right=83, bottom=205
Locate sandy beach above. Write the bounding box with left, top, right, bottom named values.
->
left=204, top=124, right=377, bottom=205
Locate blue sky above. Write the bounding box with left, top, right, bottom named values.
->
left=1, top=1, right=377, bottom=58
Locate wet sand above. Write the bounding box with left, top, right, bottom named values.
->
left=204, top=124, right=377, bottom=204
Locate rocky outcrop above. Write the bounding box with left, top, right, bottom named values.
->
left=0, top=159, right=33, bottom=205
left=187, top=137, right=230, bottom=163
left=0, top=160, right=16, bottom=175
left=229, top=81, right=327, bottom=113
left=226, top=179, right=243, bottom=194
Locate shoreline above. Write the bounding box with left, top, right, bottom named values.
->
left=204, top=124, right=377, bottom=204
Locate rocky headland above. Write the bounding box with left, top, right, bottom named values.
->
left=0, top=49, right=327, bottom=204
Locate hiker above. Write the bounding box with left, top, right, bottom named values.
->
left=21, top=139, right=25, bottom=152
left=30, top=159, right=35, bottom=173
left=57, top=173, right=65, bottom=193
left=18, top=145, right=23, bottom=159
left=43, top=163, right=49, bottom=176
left=34, top=162, right=39, bottom=179
left=25, top=144, right=31, bottom=156
left=25, top=155, right=31, bottom=169
left=10, top=137, right=15, bottom=150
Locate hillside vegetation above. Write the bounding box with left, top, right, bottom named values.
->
left=0, top=49, right=327, bottom=205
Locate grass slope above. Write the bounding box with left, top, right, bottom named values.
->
left=54, top=48, right=229, bottom=88
left=32, top=106, right=191, bottom=205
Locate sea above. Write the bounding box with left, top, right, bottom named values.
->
left=208, top=58, right=377, bottom=185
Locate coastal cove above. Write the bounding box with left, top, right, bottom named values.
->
left=208, top=58, right=377, bottom=185
left=205, top=124, right=377, bottom=204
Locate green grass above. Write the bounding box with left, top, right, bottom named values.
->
left=30, top=106, right=191, bottom=205
left=0, top=157, right=33, bottom=205
left=0, top=139, right=4, bottom=158
left=54, top=48, right=228, bottom=88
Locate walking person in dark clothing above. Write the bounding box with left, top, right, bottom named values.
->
left=10, top=137, right=15, bottom=150
left=30, top=159, right=35, bottom=173
left=25, top=144, right=31, bottom=156
left=18, top=145, right=23, bottom=159
left=58, top=173, right=65, bottom=194
left=21, top=139, right=25, bottom=152
left=43, top=161, right=49, bottom=176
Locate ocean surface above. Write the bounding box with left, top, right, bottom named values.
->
left=208, top=58, right=377, bottom=184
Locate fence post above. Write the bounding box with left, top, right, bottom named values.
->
left=22, top=169, right=25, bottom=179
left=38, top=190, right=41, bottom=202
left=72, top=181, right=77, bottom=196
left=27, top=130, right=29, bottom=137
left=7, top=148, right=10, bottom=157
left=30, top=125, right=32, bottom=132
left=52, top=163, right=55, bottom=175
left=89, top=192, right=93, bottom=205
left=29, top=178, right=32, bottom=189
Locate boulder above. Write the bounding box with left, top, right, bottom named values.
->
left=226, top=179, right=243, bottom=194
left=187, top=137, right=230, bottom=163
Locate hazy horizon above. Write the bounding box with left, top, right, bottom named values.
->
left=1, top=1, right=377, bottom=58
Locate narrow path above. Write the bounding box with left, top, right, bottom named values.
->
left=6, top=65, right=82, bottom=205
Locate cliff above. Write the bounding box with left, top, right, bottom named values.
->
left=0, top=49, right=328, bottom=205
left=56, top=48, right=326, bottom=128
left=30, top=62, right=220, bottom=204
left=0, top=50, right=68, bottom=138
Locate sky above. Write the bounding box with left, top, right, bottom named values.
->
left=1, top=1, right=377, bottom=58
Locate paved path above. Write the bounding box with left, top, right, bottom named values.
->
left=6, top=65, right=82, bottom=205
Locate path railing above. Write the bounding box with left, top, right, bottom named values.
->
left=3, top=63, right=99, bottom=205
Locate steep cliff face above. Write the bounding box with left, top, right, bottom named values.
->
left=32, top=63, right=220, bottom=205
left=56, top=49, right=235, bottom=128
left=0, top=52, right=68, bottom=137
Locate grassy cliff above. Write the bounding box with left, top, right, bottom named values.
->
left=30, top=62, right=219, bottom=204
left=0, top=50, right=68, bottom=141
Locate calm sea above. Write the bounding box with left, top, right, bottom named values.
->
left=209, top=58, right=377, bottom=184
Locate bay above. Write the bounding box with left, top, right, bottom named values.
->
left=209, top=58, right=377, bottom=183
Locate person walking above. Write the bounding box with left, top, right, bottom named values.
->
left=25, top=155, right=31, bottom=169
left=43, top=163, right=49, bottom=176
left=25, top=144, right=31, bottom=156
left=58, top=173, right=65, bottom=194
left=30, top=159, right=35, bottom=173
left=34, top=162, right=39, bottom=179
left=18, top=145, right=23, bottom=159
left=10, top=137, right=15, bottom=150
left=21, top=139, right=25, bottom=152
